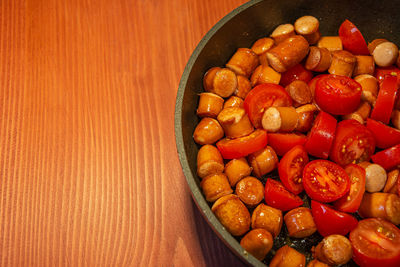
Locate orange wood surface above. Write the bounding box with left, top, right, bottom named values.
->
left=0, top=0, right=249, bottom=266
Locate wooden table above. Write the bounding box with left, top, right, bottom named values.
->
left=0, top=0, right=249, bottom=266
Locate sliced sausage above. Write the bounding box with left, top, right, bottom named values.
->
left=270, top=24, right=295, bottom=44
left=240, top=229, right=273, bottom=261
left=262, top=106, right=299, bottom=132
left=353, top=74, right=378, bottom=106
left=212, top=194, right=250, bottom=236
left=383, top=169, right=399, bottom=194
left=226, top=48, right=259, bottom=77
left=371, top=40, right=399, bottom=67
left=270, top=245, right=306, bottom=267
left=248, top=146, right=278, bottom=178
left=200, top=173, right=232, bottom=202
left=224, top=157, right=252, bottom=186
left=317, top=36, right=343, bottom=52
left=235, top=176, right=264, bottom=208
left=251, top=37, right=275, bottom=55
left=353, top=55, right=375, bottom=76
left=359, top=162, right=387, bottom=193
left=250, top=65, right=281, bottom=86
left=294, top=15, right=321, bottom=44
left=305, top=46, right=332, bottom=72
left=223, top=96, right=244, bottom=109
left=197, top=145, right=224, bottom=179
left=235, top=75, right=252, bottom=99
left=313, top=235, right=352, bottom=266
left=266, top=35, right=310, bottom=72
left=193, top=117, right=224, bottom=145
left=251, top=203, right=283, bottom=238
left=358, top=192, right=400, bottom=225
left=217, top=107, right=254, bottom=138
left=284, top=207, right=317, bottom=238
left=328, top=50, right=356, bottom=77
left=196, top=92, right=224, bottom=118
left=285, top=80, right=313, bottom=106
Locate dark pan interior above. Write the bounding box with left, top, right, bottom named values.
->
left=175, top=0, right=400, bottom=266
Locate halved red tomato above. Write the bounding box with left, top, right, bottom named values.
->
left=264, top=179, right=303, bottom=211
left=303, top=160, right=350, bottom=202
left=366, top=118, right=400, bottom=149
left=244, top=83, right=292, bottom=128
left=375, top=67, right=400, bottom=83
left=350, top=218, right=400, bottom=267
left=216, top=129, right=267, bottom=159
left=305, top=111, right=337, bottom=159
left=280, top=64, right=313, bottom=87
left=311, top=201, right=358, bottom=237
left=330, top=119, right=376, bottom=166
left=338, top=19, right=369, bottom=55
left=278, top=145, right=309, bottom=194
left=371, top=75, right=399, bottom=124
left=371, top=144, right=400, bottom=171
left=315, top=74, right=362, bottom=115
left=267, top=133, right=307, bottom=156
left=333, top=164, right=366, bottom=212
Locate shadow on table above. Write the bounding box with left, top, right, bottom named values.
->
left=191, top=200, right=248, bottom=267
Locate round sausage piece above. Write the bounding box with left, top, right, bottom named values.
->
left=212, top=194, right=250, bottom=236
left=314, top=234, right=352, bottom=266
left=240, top=229, right=273, bottom=261
left=235, top=176, right=264, bottom=207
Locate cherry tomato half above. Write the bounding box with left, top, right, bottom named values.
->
left=244, top=83, right=292, bottom=128
left=333, top=164, right=366, bottom=213
left=311, top=201, right=358, bottom=237
left=280, top=64, right=313, bottom=87
left=375, top=67, right=400, bottom=83
left=278, top=145, right=309, bottom=194
left=267, top=133, right=307, bottom=156
left=264, top=179, right=303, bottom=211
left=371, top=144, right=400, bottom=171
left=366, top=118, right=400, bottom=149
left=330, top=119, right=375, bottom=166
left=216, top=129, right=267, bottom=159
left=338, top=19, right=369, bottom=55
left=350, top=218, right=400, bottom=267
left=305, top=111, right=337, bottom=159
left=370, top=75, right=399, bottom=124
left=303, top=160, right=350, bottom=202
left=315, top=74, right=362, bottom=115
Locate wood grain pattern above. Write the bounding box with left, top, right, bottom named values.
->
left=0, top=0, right=248, bottom=266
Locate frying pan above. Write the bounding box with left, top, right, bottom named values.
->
left=174, top=0, right=400, bottom=265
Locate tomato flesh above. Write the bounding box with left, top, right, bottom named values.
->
left=264, top=179, right=303, bottom=211
left=315, top=74, right=362, bottom=115
left=366, top=118, right=400, bottom=149
left=303, top=160, right=350, bottom=202
left=371, top=75, right=399, bottom=124
left=244, top=83, right=292, bottom=128
left=280, top=64, right=313, bottom=87
left=350, top=218, right=400, bottom=267
left=333, top=164, right=366, bottom=213
left=267, top=133, right=307, bottom=156
left=330, top=119, right=375, bottom=166
left=311, top=201, right=358, bottom=237
left=278, top=145, right=309, bottom=194
left=216, top=129, right=267, bottom=159
left=371, top=144, right=400, bottom=171
left=339, top=19, right=369, bottom=55
left=305, top=111, right=337, bottom=159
